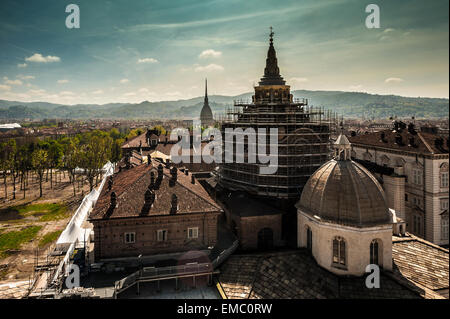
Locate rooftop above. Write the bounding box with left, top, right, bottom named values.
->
left=349, top=129, right=449, bottom=155
left=218, top=234, right=448, bottom=299
left=89, top=160, right=221, bottom=220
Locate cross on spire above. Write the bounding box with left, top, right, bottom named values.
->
left=269, top=26, right=274, bottom=42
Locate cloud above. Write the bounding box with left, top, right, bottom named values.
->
left=92, top=90, right=104, bottom=94
left=194, top=63, right=224, bottom=72
left=5, top=79, right=22, bottom=85
left=385, top=77, right=404, bottom=83
left=123, top=92, right=136, bottom=97
left=289, top=77, right=308, bottom=83
left=17, top=75, right=35, bottom=80
left=199, top=49, right=222, bottom=59
left=17, top=63, right=27, bottom=68
left=0, top=84, right=11, bottom=91
left=120, top=78, right=130, bottom=84
left=28, top=89, right=46, bottom=95
left=137, top=58, right=158, bottom=63
left=60, top=91, right=74, bottom=96
left=57, top=79, right=69, bottom=84
left=25, top=53, right=61, bottom=63
left=349, top=84, right=363, bottom=90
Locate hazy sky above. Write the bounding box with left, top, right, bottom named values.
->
left=0, top=0, right=448, bottom=105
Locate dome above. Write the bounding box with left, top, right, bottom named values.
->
left=297, top=134, right=391, bottom=227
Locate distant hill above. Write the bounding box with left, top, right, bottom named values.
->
left=0, top=90, right=448, bottom=120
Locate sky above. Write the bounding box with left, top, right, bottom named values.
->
left=0, top=0, right=448, bottom=105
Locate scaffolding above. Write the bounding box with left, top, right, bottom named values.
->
left=217, top=91, right=338, bottom=199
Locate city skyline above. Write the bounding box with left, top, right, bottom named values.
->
left=0, top=0, right=448, bottom=105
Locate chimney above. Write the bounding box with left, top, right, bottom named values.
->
left=169, top=167, right=177, bottom=186
left=395, top=135, right=403, bottom=146
left=141, top=188, right=155, bottom=215
left=408, top=122, right=416, bottom=135
left=157, top=164, right=163, bottom=180
left=150, top=171, right=155, bottom=188
left=191, top=174, right=195, bottom=184
left=185, top=169, right=189, bottom=176
left=170, top=194, right=178, bottom=214
left=107, top=176, right=113, bottom=191
left=110, top=192, right=117, bottom=208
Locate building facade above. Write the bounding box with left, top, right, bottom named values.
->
left=349, top=122, right=449, bottom=246
left=89, top=160, right=222, bottom=261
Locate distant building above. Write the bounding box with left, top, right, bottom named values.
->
left=0, top=123, right=21, bottom=132
left=349, top=122, right=449, bottom=246
left=89, top=160, right=222, bottom=261
left=200, top=79, right=214, bottom=128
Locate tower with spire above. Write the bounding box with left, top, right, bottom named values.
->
left=218, top=27, right=333, bottom=202
left=200, top=78, right=214, bottom=127
left=216, top=27, right=335, bottom=250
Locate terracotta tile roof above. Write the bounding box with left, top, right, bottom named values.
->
left=349, top=129, right=449, bottom=155
left=392, top=234, right=449, bottom=294
left=219, top=250, right=425, bottom=299
left=89, top=160, right=221, bottom=220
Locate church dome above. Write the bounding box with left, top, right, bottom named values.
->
left=297, top=134, right=391, bottom=227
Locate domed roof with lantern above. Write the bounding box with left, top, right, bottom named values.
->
left=297, top=134, right=391, bottom=227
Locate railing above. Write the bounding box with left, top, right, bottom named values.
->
left=113, top=262, right=216, bottom=296
left=212, top=240, right=239, bottom=268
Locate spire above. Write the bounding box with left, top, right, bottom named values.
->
left=259, top=26, right=285, bottom=86
left=200, top=78, right=213, bottom=126
left=204, top=78, right=208, bottom=104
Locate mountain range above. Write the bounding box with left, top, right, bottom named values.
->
left=0, top=90, right=448, bottom=120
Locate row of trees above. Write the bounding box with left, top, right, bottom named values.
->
left=0, top=128, right=127, bottom=200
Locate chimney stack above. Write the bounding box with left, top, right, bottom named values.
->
left=170, top=194, right=178, bottom=214
left=185, top=169, right=189, bottom=176
left=110, top=192, right=117, bottom=208
left=150, top=171, right=155, bottom=188
left=395, top=135, right=403, bottom=146
left=169, top=167, right=177, bottom=186
left=108, top=176, right=113, bottom=191
left=191, top=174, right=195, bottom=184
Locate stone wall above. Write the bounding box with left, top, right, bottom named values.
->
left=298, top=210, right=393, bottom=276
left=92, top=212, right=219, bottom=261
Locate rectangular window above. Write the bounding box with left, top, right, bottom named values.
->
left=187, top=227, right=199, bottom=239
left=442, top=218, right=449, bottom=240
left=441, top=172, right=449, bottom=188
left=441, top=199, right=449, bottom=211
left=157, top=230, right=168, bottom=242
left=124, top=232, right=135, bottom=244
left=413, top=169, right=422, bottom=185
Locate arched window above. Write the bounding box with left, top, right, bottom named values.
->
left=370, top=239, right=380, bottom=265
left=332, top=237, right=346, bottom=266
left=306, top=226, right=312, bottom=251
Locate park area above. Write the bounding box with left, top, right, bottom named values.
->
left=0, top=169, right=91, bottom=298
